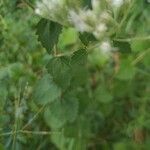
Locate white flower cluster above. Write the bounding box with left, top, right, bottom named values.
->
left=100, top=41, right=112, bottom=56
left=35, top=0, right=67, bottom=24
left=35, top=0, right=128, bottom=55
left=111, top=0, right=124, bottom=8
left=68, top=1, right=111, bottom=39
left=35, top=0, right=128, bottom=38
left=68, top=10, right=94, bottom=33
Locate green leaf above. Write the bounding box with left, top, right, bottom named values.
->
left=46, top=56, right=72, bottom=90
left=117, top=65, right=135, bottom=80
left=0, top=68, right=9, bottom=80
left=44, top=105, right=66, bottom=129
left=44, top=95, right=78, bottom=129
left=131, top=39, right=150, bottom=52
left=71, top=49, right=87, bottom=65
left=113, top=142, right=128, bottom=150
left=33, top=74, right=61, bottom=105
left=94, top=86, right=113, bottom=103
left=82, top=0, right=92, bottom=8
left=70, top=49, right=88, bottom=86
left=64, top=122, right=79, bottom=137
left=88, top=48, right=109, bottom=67
left=36, top=19, right=62, bottom=53
left=62, top=94, right=79, bottom=123
left=58, top=28, right=78, bottom=48
left=113, top=41, right=131, bottom=53
left=71, top=66, right=89, bottom=87
left=79, top=32, right=97, bottom=46
left=116, top=57, right=136, bottom=80
left=50, top=132, right=75, bottom=150
left=0, top=114, right=10, bottom=127
left=84, top=110, right=105, bottom=134
left=0, top=144, right=4, bottom=150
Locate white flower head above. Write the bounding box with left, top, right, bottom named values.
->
left=100, top=41, right=112, bottom=55
left=111, top=0, right=124, bottom=8
left=85, top=10, right=97, bottom=21
left=69, top=10, right=92, bottom=32
left=35, top=8, right=41, bottom=15
left=35, top=0, right=66, bottom=21
left=93, top=23, right=107, bottom=39
left=100, top=11, right=110, bottom=21
left=97, top=23, right=107, bottom=32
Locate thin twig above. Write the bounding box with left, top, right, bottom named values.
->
left=0, top=131, right=14, bottom=136
left=132, top=48, right=150, bottom=65
left=22, top=105, right=46, bottom=130
left=12, top=91, right=21, bottom=150
left=0, top=130, right=61, bottom=137
left=114, top=36, right=150, bottom=42
left=19, top=130, right=61, bottom=135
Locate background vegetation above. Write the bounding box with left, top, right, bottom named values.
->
left=0, top=0, right=150, bottom=150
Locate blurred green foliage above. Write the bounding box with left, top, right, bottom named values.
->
left=0, top=0, right=150, bottom=150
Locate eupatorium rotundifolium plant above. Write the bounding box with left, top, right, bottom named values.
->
left=35, top=0, right=132, bottom=56
left=35, top=0, right=130, bottom=33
